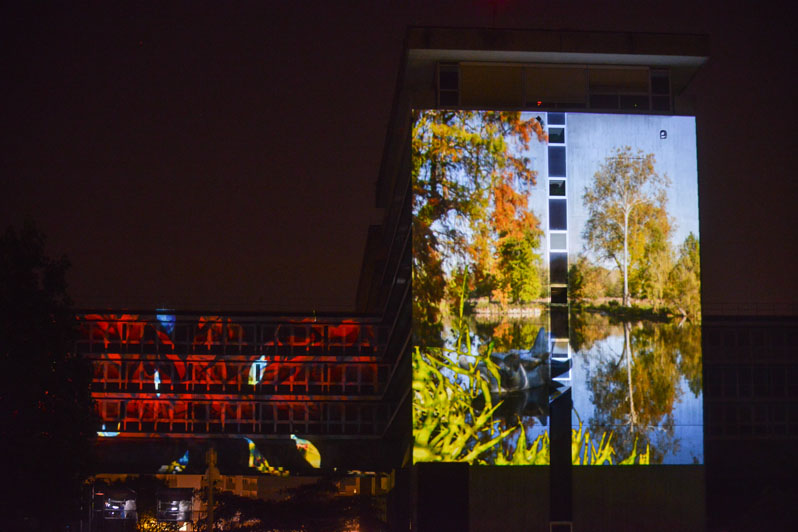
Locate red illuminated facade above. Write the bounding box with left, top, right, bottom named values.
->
left=78, top=313, right=395, bottom=439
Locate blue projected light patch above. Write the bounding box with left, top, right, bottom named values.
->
left=158, top=450, right=189, bottom=473
left=156, top=310, right=176, bottom=334
left=97, top=423, right=120, bottom=437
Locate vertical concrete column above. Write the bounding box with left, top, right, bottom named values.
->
left=546, top=112, right=573, bottom=526
left=415, top=462, right=469, bottom=531
left=549, top=388, right=573, bottom=522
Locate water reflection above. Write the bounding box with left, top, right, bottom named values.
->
left=417, top=309, right=702, bottom=465
left=461, top=322, right=552, bottom=431
left=438, top=313, right=554, bottom=465
left=570, top=311, right=703, bottom=464
left=469, top=310, right=702, bottom=465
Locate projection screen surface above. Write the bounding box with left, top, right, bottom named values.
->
left=412, top=110, right=702, bottom=466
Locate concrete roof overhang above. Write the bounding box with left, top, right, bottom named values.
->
left=405, top=27, right=708, bottom=95
left=407, top=26, right=709, bottom=66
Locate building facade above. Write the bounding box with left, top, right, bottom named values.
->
left=79, top=27, right=798, bottom=532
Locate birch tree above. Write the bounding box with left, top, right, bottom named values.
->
left=582, top=147, right=671, bottom=306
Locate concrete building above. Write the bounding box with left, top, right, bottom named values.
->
left=78, top=26, right=797, bottom=532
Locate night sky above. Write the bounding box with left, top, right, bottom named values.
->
left=2, top=1, right=796, bottom=313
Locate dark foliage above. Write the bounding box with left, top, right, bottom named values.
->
left=209, top=476, right=386, bottom=532
left=0, top=223, right=96, bottom=529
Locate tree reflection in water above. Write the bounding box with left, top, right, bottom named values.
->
left=424, top=310, right=702, bottom=464
left=574, top=311, right=702, bottom=463
left=473, top=318, right=546, bottom=355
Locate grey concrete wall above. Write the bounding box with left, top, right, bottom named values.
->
left=469, top=466, right=550, bottom=532
left=573, top=466, right=705, bottom=531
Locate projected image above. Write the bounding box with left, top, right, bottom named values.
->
left=412, top=111, right=553, bottom=465
left=565, top=113, right=702, bottom=465
left=411, top=110, right=702, bottom=465
left=80, top=314, right=384, bottom=438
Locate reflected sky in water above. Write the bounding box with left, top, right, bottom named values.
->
left=428, top=311, right=703, bottom=465
left=570, top=317, right=703, bottom=465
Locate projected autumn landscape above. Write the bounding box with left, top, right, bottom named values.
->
left=412, top=110, right=702, bottom=465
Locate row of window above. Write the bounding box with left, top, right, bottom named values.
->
left=80, top=342, right=382, bottom=357
left=101, top=400, right=383, bottom=423
left=78, top=320, right=386, bottom=356
left=704, top=327, right=798, bottom=351
left=706, top=401, right=798, bottom=438
left=547, top=112, right=574, bottom=388
left=96, top=399, right=389, bottom=435
left=225, top=476, right=258, bottom=493
left=91, top=360, right=389, bottom=395
left=705, top=364, right=798, bottom=399
left=548, top=113, right=569, bottom=311
left=439, top=64, right=672, bottom=112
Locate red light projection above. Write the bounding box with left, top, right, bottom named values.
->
left=78, top=314, right=390, bottom=438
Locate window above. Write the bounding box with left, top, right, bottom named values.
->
left=548, top=127, right=565, bottom=144
left=549, top=199, right=567, bottom=230
left=550, top=232, right=567, bottom=250
left=551, top=286, right=567, bottom=304
left=438, top=63, right=459, bottom=106
left=548, top=147, right=566, bottom=177
left=549, top=180, right=566, bottom=196
left=550, top=252, right=568, bottom=284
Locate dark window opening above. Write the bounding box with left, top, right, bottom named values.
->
left=651, top=70, right=670, bottom=94
left=549, top=180, right=565, bottom=196
left=620, top=95, right=650, bottom=110
left=589, top=94, right=618, bottom=109
left=550, top=252, right=568, bottom=284
left=549, top=199, right=567, bottom=230
left=548, top=146, right=566, bottom=177
left=548, top=127, right=565, bottom=143
left=551, top=286, right=567, bottom=304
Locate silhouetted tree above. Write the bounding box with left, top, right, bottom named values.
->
left=210, top=476, right=385, bottom=532
left=1, top=223, right=95, bottom=529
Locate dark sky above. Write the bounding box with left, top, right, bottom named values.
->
left=2, top=1, right=796, bottom=313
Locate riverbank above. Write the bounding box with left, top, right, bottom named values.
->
left=465, top=297, right=697, bottom=323
left=472, top=299, right=545, bottom=318
left=573, top=299, right=678, bottom=322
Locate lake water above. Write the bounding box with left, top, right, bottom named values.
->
left=441, top=309, right=704, bottom=465
left=567, top=312, right=703, bottom=464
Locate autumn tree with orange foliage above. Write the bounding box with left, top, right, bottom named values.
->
left=412, top=111, right=546, bottom=342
